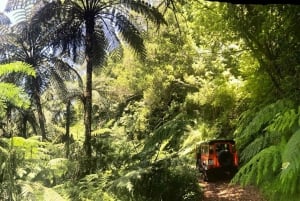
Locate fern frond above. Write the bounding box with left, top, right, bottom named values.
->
left=142, top=114, right=188, bottom=158
left=239, top=131, right=281, bottom=163
left=280, top=128, right=300, bottom=195
left=47, top=158, right=69, bottom=176
left=19, top=181, right=35, bottom=200
left=0, top=61, right=35, bottom=76
left=18, top=181, right=66, bottom=201
left=266, top=108, right=299, bottom=134
left=232, top=145, right=282, bottom=186
left=121, top=0, right=167, bottom=26
left=239, top=135, right=265, bottom=163
left=115, top=13, right=146, bottom=59
left=0, top=83, right=31, bottom=108
left=235, top=99, right=294, bottom=150
left=108, top=167, right=151, bottom=198
left=92, top=128, right=112, bottom=136
left=8, top=137, right=42, bottom=159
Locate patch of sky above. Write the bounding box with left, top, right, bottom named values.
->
left=0, top=0, right=8, bottom=12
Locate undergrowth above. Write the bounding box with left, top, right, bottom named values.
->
left=232, top=99, right=300, bottom=201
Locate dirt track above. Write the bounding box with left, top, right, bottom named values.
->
left=199, top=180, right=266, bottom=201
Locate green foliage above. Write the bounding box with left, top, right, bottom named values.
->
left=0, top=62, right=36, bottom=116
left=8, top=136, right=42, bottom=159
left=0, top=62, right=36, bottom=77
left=0, top=139, right=9, bottom=179
left=18, top=181, right=66, bottom=201
left=1, top=2, right=300, bottom=201
left=0, top=136, right=72, bottom=200
left=235, top=99, right=294, bottom=153
left=110, top=159, right=202, bottom=201
left=232, top=145, right=282, bottom=186
left=0, top=137, right=26, bottom=200
left=0, top=83, right=30, bottom=112
left=225, top=7, right=300, bottom=199
left=233, top=99, right=300, bottom=200
left=57, top=171, right=117, bottom=201
left=142, top=114, right=189, bottom=158
left=280, top=129, right=300, bottom=196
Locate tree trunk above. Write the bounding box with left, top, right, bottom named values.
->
left=83, top=17, right=95, bottom=172
left=21, top=114, right=27, bottom=138
left=33, top=78, right=47, bottom=140
left=65, top=100, right=71, bottom=158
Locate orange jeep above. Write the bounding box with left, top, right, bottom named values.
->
left=195, top=139, right=238, bottom=181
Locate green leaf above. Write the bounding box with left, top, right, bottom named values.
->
left=0, top=61, right=36, bottom=77
left=280, top=129, right=300, bottom=195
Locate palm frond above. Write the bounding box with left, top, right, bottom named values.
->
left=121, top=0, right=167, bottom=26
left=5, top=0, right=42, bottom=12
left=91, top=26, right=109, bottom=66
left=31, top=1, right=61, bottom=25
left=115, top=13, right=146, bottom=59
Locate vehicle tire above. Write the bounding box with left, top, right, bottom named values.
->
left=198, top=163, right=208, bottom=181
left=203, top=170, right=209, bottom=181
left=218, top=150, right=233, bottom=167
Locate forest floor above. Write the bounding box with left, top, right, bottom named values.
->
left=199, top=179, right=267, bottom=201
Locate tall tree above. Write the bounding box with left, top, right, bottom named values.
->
left=1, top=0, right=81, bottom=140
left=49, top=0, right=166, bottom=167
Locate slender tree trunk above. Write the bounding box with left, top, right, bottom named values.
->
left=83, top=17, right=95, bottom=172
left=6, top=106, right=12, bottom=137
left=65, top=100, right=71, bottom=158
left=21, top=114, right=27, bottom=138
left=33, top=77, right=47, bottom=140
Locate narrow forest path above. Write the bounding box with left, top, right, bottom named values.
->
left=199, top=179, right=266, bottom=201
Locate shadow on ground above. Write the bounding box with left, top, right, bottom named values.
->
left=199, top=177, right=266, bottom=201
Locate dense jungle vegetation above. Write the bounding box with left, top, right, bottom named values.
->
left=0, top=0, right=299, bottom=200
